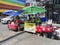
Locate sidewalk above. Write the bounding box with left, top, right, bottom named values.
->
left=0, top=23, right=20, bottom=41
left=0, top=31, right=21, bottom=41
left=0, top=23, right=24, bottom=41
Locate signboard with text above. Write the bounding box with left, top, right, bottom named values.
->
left=24, top=22, right=36, bottom=33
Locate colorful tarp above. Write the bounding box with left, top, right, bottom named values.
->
left=0, top=0, right=26, bottom=12
left=3, top=10, right=24, bottom=16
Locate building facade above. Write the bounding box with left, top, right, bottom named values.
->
left=53, top=0, right=60, bottom=23
left=36, top=0, right=60, bottom=24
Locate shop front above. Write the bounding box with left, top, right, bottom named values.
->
left=53, top=4, right=60, bottom=24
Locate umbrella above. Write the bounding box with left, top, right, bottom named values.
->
left=3, top=10, right=24, bottom=16
left=22, top=6, right=46, bottom=14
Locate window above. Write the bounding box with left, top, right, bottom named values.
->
left=54, top=0, right=60, bottom=4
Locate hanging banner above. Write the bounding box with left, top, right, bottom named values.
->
left=24, top=22, right=36, bottom=33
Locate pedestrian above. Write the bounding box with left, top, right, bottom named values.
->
left=11, top=20, right=18, bottom=31
left=8, top=20, right=12, bottom=30
left=14, top=16, right=21, bottom=31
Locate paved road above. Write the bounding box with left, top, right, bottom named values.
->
left=0, top=23, right=60, bottom=45
left=0, top=23, right=20, bottom=41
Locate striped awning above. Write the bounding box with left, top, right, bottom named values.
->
left=0, top=0, right=26, bottom=12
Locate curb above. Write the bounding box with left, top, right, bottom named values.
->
left=0, top=31, right=25, bottom=43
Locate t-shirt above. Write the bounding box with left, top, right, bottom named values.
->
left=14, top=19, right=20, bottom=25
